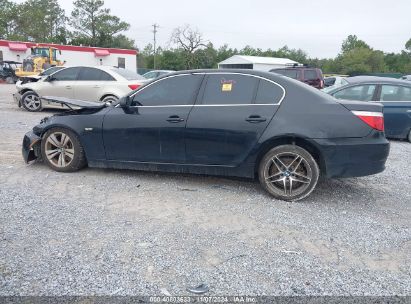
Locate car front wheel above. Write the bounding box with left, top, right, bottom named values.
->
left=21, top=91, right=42, bottom=112
left=258, top=145, right=319, bottom=202
left=41, top=128, right=87, bottom=172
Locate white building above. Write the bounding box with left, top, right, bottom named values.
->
left=218, top=55, right=299, bottom=72
left=0, top=40, right=137, bottom=71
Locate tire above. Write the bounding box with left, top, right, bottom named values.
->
left=258, top=145, right=320, bottom=202
left=101, top=95, right=118, bottom=104
left=21, top=91, right=42, bottom=112
left=41, top=128, right=87, bottom=172
left=408, top=130, right=411, bottom=143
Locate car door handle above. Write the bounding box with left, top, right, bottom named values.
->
left=245, top=115, right=267, bottom=123
left=93, top=85, right=100, bottom=88
left=65, top=86, right=72, bottom=89
left=167, top=115, right=185, bottom=123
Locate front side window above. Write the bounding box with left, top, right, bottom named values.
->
left=333, top=85, right=376, bottom=101
left=255, top=79, right=284, bottom=104
left=202, top=74, right=258, bottom=105
left=132, top=75, right=203, bottom=106
left=51, top=67, right=81, bottom=81
left=380, top=85, right=411, bottom=101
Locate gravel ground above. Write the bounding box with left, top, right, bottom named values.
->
left=0, top=84, right=410, bottom=296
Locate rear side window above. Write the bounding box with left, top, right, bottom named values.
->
left=380, top=85, right=411, bottom=101
left=51, top=67, right=81, bottom=81
left=202, top=74, right=258, bottom=105
left=133, top=75, right=203, bottom=106
left=255, top=79, right=284, bottom=104
left=304, top=70, right=318, bottom=80
left=78, top=67, right=115, bottom=81
left=333, top=85, right=377, bottom=101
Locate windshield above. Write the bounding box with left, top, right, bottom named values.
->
left=322, top=78, right=349, bottom=93
left=112, top=68, right=145, bottom=81
left=40, top=66, right=64, bottom=76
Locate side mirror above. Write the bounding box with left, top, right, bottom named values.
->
left=119, top=95, right=131, bottom=107
left=47, top=75, right=56, bottom=82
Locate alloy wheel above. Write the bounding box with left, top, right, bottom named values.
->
left=44, top=132, right=75, bottom=168
left=24, top=94, right=41, bottom=111
left=263, top=152, right=313, bottom=198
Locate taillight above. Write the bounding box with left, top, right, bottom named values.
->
left=128, top=84, right=140, bottom=90
left=320, top=80, right=324, bottom=89
left=352, top=111, right=384, bottom=131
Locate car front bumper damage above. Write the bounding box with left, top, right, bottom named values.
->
left=22, top=131, right=41, bottom=163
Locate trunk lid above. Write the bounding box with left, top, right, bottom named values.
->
left=336, top=99, right=383, bottom=112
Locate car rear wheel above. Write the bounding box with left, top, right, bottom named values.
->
left=102, top=95, right=118, bottom=104
left=21, top=91, right=42, bottom=112
left=41, top=128, right=87, bottom=172
left=258, top=145, right=319, bottom=202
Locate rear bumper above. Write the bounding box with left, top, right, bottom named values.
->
left=22, top=131, right=41, bottom=163
left=314, top=131, right=390, bottom=178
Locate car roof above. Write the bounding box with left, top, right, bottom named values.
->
left=345, top=76, right=411, bottom=85
left=165, top=68, right=281, bottom=78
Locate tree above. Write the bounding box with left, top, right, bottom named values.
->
left=341, top=35, right=370, bottom=53
left=338, top=47, right=386, bottom=75
left=406, top=38, right=411, bottom=52
left=0, top=0, right=17, bottom=39
left=170, top=25, right=208, bottom=69
left=16, top=0, right=67, bottom=43
left=70, top=0, right=131, bottom=47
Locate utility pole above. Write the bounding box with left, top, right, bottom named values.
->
left=152, top=23, right=159, bottom=69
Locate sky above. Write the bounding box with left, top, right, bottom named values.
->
left=18, top=0, right=411, bottom=58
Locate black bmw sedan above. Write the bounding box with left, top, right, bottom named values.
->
left=22, top=70, right=390, bottom=201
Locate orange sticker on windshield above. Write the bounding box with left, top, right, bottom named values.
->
left=222, top=83, right=232, bottom=91
left=221, top=78, right=236, bottom=92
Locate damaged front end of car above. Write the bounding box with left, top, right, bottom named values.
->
left=22, top=131, right=42, bottom=163
left=22, top=96, right=107, bottom=163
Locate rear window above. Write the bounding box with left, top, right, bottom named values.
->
left=112, top=68, right=145, bottom=81
left=304, top=70, right=318, bottom=80
left=255, top=79, right=284, bottom=104
left=272, top=69, right=299, bottom=79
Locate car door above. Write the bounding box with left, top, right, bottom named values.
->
left=74, top=67, right=116, bottom=101
left=185, top=73, right=284, bottom=166
left=38, top=67, right=80, bottom=98
left=102, top=74, right=204, bottom=163
left=377, top=84, right=411, bottom=138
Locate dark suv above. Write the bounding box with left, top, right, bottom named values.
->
left=270, top=66, right=324, bottom=89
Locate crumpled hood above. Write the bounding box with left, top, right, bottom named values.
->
left=41, top=96, right=107, bottom=109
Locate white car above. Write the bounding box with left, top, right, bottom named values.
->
left=14, top=66, right=148, bottom=112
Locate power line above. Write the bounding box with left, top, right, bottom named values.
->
left=152, top=23, right=159, bottom=69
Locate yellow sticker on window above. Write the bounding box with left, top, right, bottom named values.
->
left=222, top=83, right=232, bottom=92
